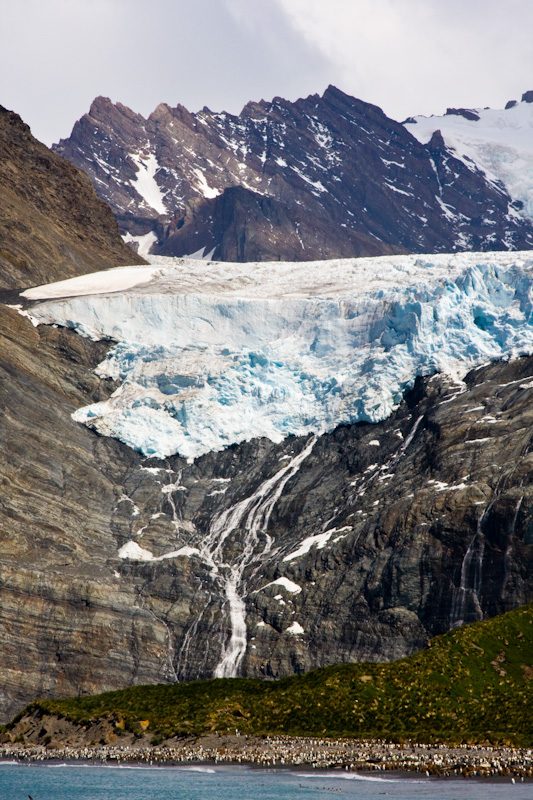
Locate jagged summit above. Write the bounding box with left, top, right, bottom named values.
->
left=53, top=86, right=533, bottom=261
left=3, top=94, right=533, bottom=724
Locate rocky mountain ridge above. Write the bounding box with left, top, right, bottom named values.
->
left=406, top=90, right=533, bottom=221
left=0, top=105, right=145, bottom=290
left=52, top=86, right=533, bottom=262
left=0, top=102, right=532, bottom=728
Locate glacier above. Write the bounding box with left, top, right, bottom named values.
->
left=21, top=251, right=533, bottom=459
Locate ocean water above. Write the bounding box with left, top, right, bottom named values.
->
left=0, top=762, right=529, bottom=800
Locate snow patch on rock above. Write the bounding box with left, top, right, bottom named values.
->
left=286, top=621, right=305, bottom=635
left=118, top=540, right=200, bottom=561
left=259, top=577, right=302, bottom=594
left=405, top=100, right=533, bottom=219
left=129, top=152, right=167, bottom=214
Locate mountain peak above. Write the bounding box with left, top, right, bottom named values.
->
left=88, top=95, right=115, bottom=116
left=53, top=88, right=533, bottom=262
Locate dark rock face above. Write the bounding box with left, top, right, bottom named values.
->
left=445, top=108, right=481, bottom=121
left=1, top=98, right=533, bottom=727
left=1, top=299, right=532, bottom=720
left=53, top=87, right=533, bottom=261
left=0, top=106, right=145, bottom=290
left=154, top=185, right=392, bottom=263
left=0, top=305, right=166, bottom=720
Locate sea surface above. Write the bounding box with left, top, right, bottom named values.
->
left=0, top=762, right=529, bottom=800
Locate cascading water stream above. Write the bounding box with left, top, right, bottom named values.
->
left=195, top=436, right=317, bottom=678
left=450, top=534, right=478, bottom=628
left=501, top=493, right=523, bottom=599
left=450, top=527, right=486, bottom=628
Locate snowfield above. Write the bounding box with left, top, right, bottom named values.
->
left=21, top=251, right=533, bottom=459
left=405, top=98, right=533, bottom=219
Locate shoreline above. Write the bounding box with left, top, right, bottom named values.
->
left=1, top=736, right=532, bottom=780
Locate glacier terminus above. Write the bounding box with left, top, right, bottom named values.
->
left=22, top=251, right=533, bottom=460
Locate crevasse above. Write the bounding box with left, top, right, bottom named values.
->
left=23, top=252, right=533, bottom=459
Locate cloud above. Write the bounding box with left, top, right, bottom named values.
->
left=2, top=0, right=532, bottom=146
left=271, top=0, right=533, bottom=119
left=0, top=0, right=329, bottom=145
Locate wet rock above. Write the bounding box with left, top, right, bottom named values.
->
left=1, top=301, right=533, bottom=719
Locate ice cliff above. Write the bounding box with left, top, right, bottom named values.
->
left=22, top=252, right=533, bottom=459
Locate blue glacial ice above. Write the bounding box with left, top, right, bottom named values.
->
left=22, top=252, right=533, bottom=459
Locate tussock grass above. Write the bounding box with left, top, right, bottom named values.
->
left=18, top=604, right=533, bottom=746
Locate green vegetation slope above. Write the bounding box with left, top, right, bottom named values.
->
left=11, top=604, right=533, bottom=746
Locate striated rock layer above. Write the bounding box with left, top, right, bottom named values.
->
left=1, top=295, right=532, bottom=720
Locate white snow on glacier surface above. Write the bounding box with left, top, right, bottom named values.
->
left=22, top=251, right=533, bottom=459
left=405, top=99, right=533, bottom=219
left=22, top=264, right=160, bottom=300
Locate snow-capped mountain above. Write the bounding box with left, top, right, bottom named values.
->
left=405, top=90, right=533, bottom=222
left=2, top=99, right=533, bottom=724
left=52, top=87, right=533, bottom=261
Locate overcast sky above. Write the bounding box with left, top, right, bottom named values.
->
left=1, top=0, right=533, bottom=146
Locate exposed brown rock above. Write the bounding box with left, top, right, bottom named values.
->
left=0, top=105, right=145, bottom=289
left=0, top=304, right=170, bottom=719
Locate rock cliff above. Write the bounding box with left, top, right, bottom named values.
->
left=1, top=297, right=532, bottom=720
left=0, top=105, right=145, bottom=290
left=1, top=103, right=532, bottom=726
left=53, top=87, right=533, bottom=261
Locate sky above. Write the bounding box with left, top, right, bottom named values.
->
left=1, top=0, right=533, bottom=146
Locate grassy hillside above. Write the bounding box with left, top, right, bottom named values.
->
left=14, top=604, right=533, bottom=746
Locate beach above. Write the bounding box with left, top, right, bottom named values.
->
left=1, top=736, right=532, bottom=780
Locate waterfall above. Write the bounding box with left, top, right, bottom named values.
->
left=195, top=435, right=317, bottom=679
left=501, top=494, right=523, bottom=600
left=450, top=532, right=485, bottom=628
